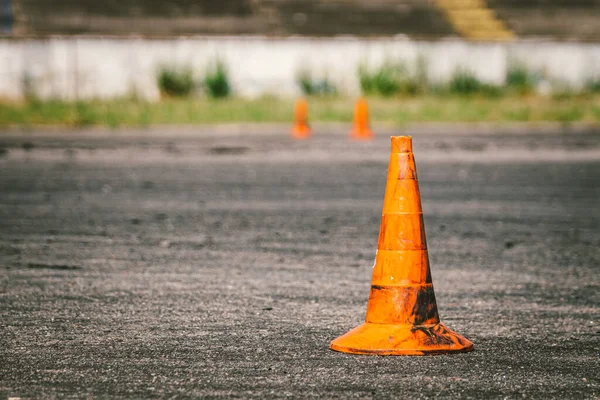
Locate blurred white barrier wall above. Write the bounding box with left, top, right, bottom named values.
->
left=0, top=37, right=598, bottom=100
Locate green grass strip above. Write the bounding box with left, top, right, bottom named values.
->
left=1, top=95, right=600, bottom=128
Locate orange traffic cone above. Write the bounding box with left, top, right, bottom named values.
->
left=330, top=136, right=474, bottom=355
left=349, top=97, right=373, bottom=140
left=291, top=98, right=311, bottom=139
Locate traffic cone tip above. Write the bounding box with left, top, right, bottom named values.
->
left=391, top=136, right=413, bottom=153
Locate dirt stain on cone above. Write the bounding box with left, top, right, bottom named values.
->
left=330, top=136, right=474, bottom=356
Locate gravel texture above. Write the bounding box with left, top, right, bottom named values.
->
left=1, top=128, right=599, bottom=399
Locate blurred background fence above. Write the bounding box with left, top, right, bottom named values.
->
left=5, top=0, right=600, bottom=40
left=0, top=0, right=599, bottom=100
left=1, top=37, right=600, bottom=100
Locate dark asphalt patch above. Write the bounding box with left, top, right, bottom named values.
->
left=210, top=145, right=251, bottom=155
left=21, top=141, right=35, bottom=151
left=26, top=262, right=82, bottom=271
left=0, top=245, right=21, bottom=256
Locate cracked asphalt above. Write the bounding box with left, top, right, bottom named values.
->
left=0, top=126, right=599, bottom=399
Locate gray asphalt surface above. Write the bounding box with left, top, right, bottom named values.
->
left=1, top=127, right=599, bottom=399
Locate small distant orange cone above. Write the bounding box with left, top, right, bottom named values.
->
left=349, top=97, right=373, bottom=140
left=330, top=136, right=474, bottom=356
left=291, top=98, right=311, bottom=139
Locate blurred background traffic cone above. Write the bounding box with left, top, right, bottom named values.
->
left=349, top=97, right=373, bottom=140
left=291, top=97, right=311, bottom=139
left=330, top=136, right=474, bottom=355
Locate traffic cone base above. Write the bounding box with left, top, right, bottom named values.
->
left=292, top=124, right=311, bottom=139
left=350, top=128, right=373, bottom=140
left=330, top=136, right=473, bottom=356
left=330, top=322, right=474, bottom=356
